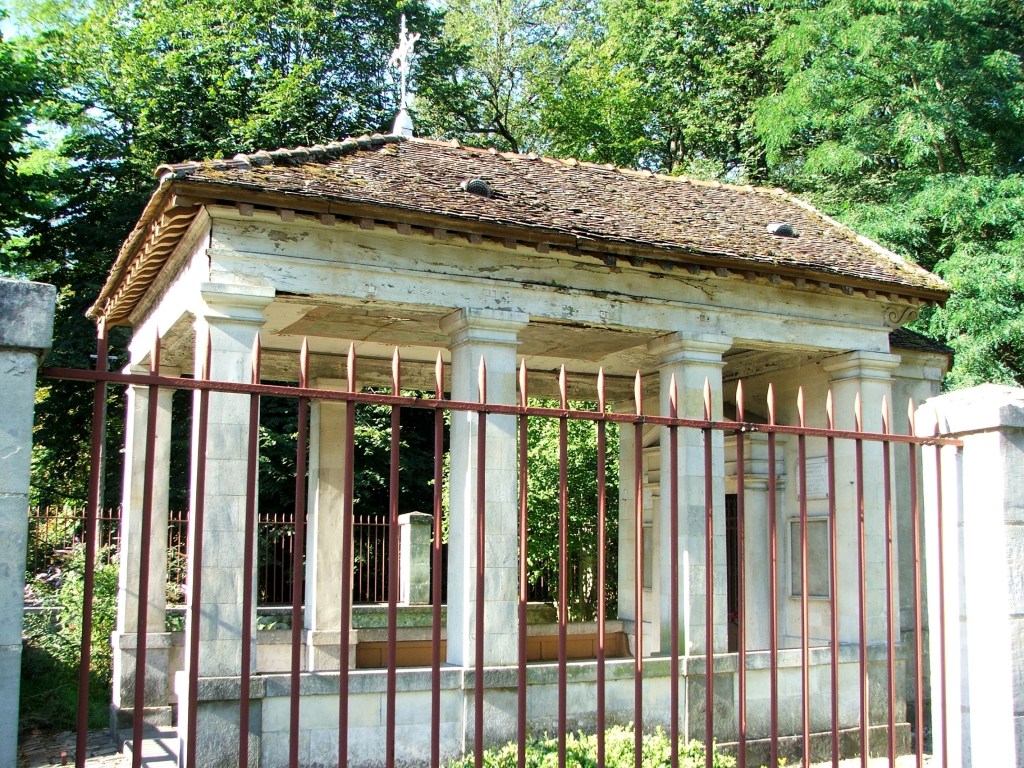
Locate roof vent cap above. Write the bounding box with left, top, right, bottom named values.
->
left=767, top=221, right=797, bottom=237
left=461, top=178, right=494, bottom=198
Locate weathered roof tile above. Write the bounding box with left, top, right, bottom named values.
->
left=94, top=135, right=949, bottom=323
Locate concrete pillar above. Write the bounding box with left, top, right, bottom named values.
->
left=399, top=512, right=433, bottom=605
left=649, top=331, right=732, bottom=656
left=305, top=380, right=352, bottom=671
left=822, top=351, right=900, bottom=644
left=177, top=283, right=273, bottom=768
left=440, top=308, right=527, bottom=667
left=726, top=433, right=784, bottom=652
left=917, top=385, right=1024, bottom=768
left=111, top=363, right=179, bottom=729
left=0, top=279, right=55, bottom=768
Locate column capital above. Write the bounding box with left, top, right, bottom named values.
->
left=440, top=308, right=529, bottom=347
left=196, top=282, right=275, bottom=324
left=822, top=350, right=900, bottom=382
left=0, top=278, right=56, bottom=353
left=648, top=331, right=733, bottom=366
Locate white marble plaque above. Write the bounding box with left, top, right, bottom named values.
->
left=803, top=456, right=829, bottom=499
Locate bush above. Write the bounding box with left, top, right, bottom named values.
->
left=20, top=544, right=118, bottom=731
left=446, top=726, right=736, bottom=767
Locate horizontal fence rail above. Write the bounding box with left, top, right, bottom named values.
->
left=41, top=332, right=960, bottom=768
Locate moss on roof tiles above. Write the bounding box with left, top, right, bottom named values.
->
left=167, top=135, right=946, bottom=294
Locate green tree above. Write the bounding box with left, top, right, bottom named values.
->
left=754, top=0, right=1024, bottom=385
left=530, top=0, right=784, bottom=176
left=3, top=0, right=458, bottom=503
left=416, top=0, right=598, bottom=153
left=524, top=402, right=618, bottom=621
left=0, top=15, right=46, bottom=260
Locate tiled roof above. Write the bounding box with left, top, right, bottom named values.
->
left=91, top=134, right=948, bottom=323
left=889, top=327, right=954, bottom=356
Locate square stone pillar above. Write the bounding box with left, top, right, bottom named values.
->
left=177, top=283, right=273, bottom=768
left=0, top=279, right=54, bottom=768
left=400, top=512, right=433, bottom=605
left=726, top=433, right=785, bottom=652
left=917, top=385, right=1024, bottom=768
left=305, top=380, right=353, bottom=671
left=649, top=331, right=732, bottom=656
left=111, top=364, right=179, bottom=730
left=616, top=393, right=659, bottom=657
left=822, top=351, right=900, bottom=644
left=440, top=308, right=528, bottom=668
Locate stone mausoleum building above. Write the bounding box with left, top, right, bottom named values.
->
left=89, top=133, right=951, bottom=766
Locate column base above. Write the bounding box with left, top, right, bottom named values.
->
left=305, top=629, right=357, bottom=671
left=111, top=631, right=173, bottom=716
left=110, top=704, right=173, bottom=738
left=174, top=671, right=264, bottom=768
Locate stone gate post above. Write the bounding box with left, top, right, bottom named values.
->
left=0, top=279, right=55, bottom=767
left=916, top=385, right=1024, bottom=768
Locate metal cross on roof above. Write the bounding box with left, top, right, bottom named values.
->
left=389, top=14, right=420, bottom=116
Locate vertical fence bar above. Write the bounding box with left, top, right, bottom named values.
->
left=633, top=372, right=644, bottom=768
left=288, top=340, right=310, bottom=768
left=797, top=388, right=810, bottom=767
left=908, top=402, right=925, bottom=768
left=185, top=335, right=211, bottom=768
left=386, top=350, right=402, bottom=768
left=735, top=381, right=747, bottom=768
left=338, top=345, right=357, bottom=768
left=517, top=362, right=528, bottom=768
left=669, top=374, right=679, bottom=768
left=855, top=394, right=868, bottom=768
left=236, top=336, right=261, bottom=768
left=882, top=399, right=897, bottom=766
left=432, top=353, right=445, bottom=768
left=934, top=438, right=948, bottom=768
left=826, top=392, right=840, bottom=768
left=131, top=334, right=162, bottom=768
left=76, top=322, right=108, bottom=768
left=557, top=367, right=569, bottom=768
left=703, top=379, right=714, bottom=768
left=767, top=385, right=779, bottom=768
left=475, top=357, right=487, bottom=768
left=596, top=369, right=608, bottom=768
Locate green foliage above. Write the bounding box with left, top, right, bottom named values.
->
left=843, top=174, right=1024, bottom=386
left=757, top=0, right=1024, bottom=195
left=21, top=544, right=118, bottom=730
left=524, top=402, right=618, bottom=621
left=0, top=14, right=46, bottom=256
left=416, top=0, right=599, bottom=153
left=445, top=726, right=736, bottom=767
left=2, top=0, right=458, bottom=505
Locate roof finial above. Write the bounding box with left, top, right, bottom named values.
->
left=389, top=14, right=420, bottom=137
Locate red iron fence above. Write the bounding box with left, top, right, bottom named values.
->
left=39, top=331, right=960, bottom=768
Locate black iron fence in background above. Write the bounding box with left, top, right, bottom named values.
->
left=26, top=505, right=395, bottom=605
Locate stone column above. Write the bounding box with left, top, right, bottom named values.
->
left=821, top=351, right=900, bottom=645
left=305, top=380, right=352, bottom=671
left=917, top=385, right=1024, bottom=768
left=399, top=512, right=433, bottom=605
left=177, top=283, right=274, bottom=768
left=0, top=279, right=55, bottom=768
left=649, top=331, right=732, bottom=656
left=621, top=389, right=662, bottom=657
left=726, top=433, right=784, bottom=652
left=440, top=308, right=527, bottom=667
left=111, top=363, right=179, bottom=730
